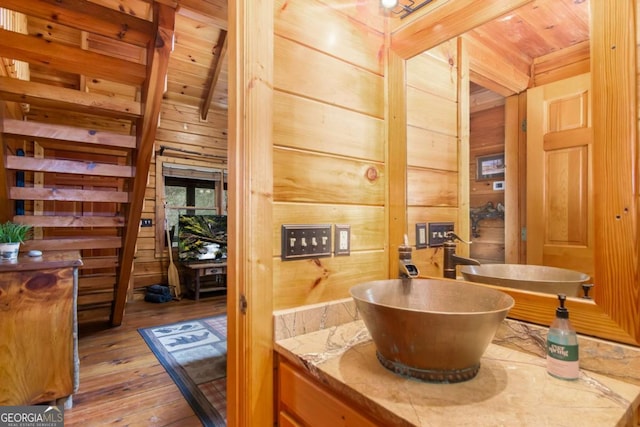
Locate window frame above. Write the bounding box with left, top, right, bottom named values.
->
left=155, top=156, right=228, bottom=257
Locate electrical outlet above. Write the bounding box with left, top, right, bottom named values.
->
left=281, top=224, right=332, bottom=260
left=416, top=223, right=427, bottom=249
left=428, top=222, right=454, bottom=247
left=335, top=224, right=350, bottom=256
left=141, top=218, right=153, bottom=227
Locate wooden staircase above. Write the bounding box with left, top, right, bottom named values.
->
left=0, top=1, right=175, bottom=326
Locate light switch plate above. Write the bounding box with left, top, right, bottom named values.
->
left=415, top=223, right=427, bottom=249
left=428, top=222, right=455, bottom=247
left=335, top=224, right=350, bottom=256
left=281, top=224, right=332, bottom=260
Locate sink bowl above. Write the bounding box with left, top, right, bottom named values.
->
left=460, top=264, right=590, bottom=297
left=349, top=279, right=514, bottom=383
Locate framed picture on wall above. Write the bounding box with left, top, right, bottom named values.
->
left=476, top=153, right=505, bottom=180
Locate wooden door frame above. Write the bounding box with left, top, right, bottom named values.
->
left=227, top=0, right=274, bottom=425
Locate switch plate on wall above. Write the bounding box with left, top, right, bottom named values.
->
left=428, top=222, right=454, bottom=247
left=415, top=223, right=427, bottom=249
left=334, top=224, right=350, bottom=256
left=141, top=218, right=153, bottom=227
left=281, top=224, right=332, bottom=260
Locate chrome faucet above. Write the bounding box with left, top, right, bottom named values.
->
left=399, top=235, right=419, bottom=279
left=443, top=232, right=480, bottom=279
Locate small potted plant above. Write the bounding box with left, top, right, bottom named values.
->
left=0, top=221, right=32, bottom=260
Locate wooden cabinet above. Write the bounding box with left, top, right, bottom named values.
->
left=278, top=359, right=379, bottom=427
left=0, top=251, right=81, bottom=406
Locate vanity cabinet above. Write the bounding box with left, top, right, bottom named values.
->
left=0, top=251, right=82, bottom=406
left=278, top=359, right=378, bottom=427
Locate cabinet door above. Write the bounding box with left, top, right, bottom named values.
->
left=279, top=360, right=379, bottom=427
left=0, top=267, right=76, bottom=405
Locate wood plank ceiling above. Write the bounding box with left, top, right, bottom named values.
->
left=0, top=0, right=586, bottom=325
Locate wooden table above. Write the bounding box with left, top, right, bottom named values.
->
left=182, top=260, right=227, bottom=300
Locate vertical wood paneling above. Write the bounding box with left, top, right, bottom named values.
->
left=406, top=42, right=461, bottom=276
left=274, top=0, right=384, bottom=75
left=273, top=251, right=386, bottom=309
left=407, top=168, right=457, bottom=207
left=274, top=36, right=384, bottom=118
left=407, top=127, right=457, bottom=171
left=469, top=104, right=505, bottom=263
left=273, top=204, right=384, bottom=256
left=272, top=0, right=386, bottom=311
left=273, top=149, right=384, bottom=205
left=273, top=92, right=384, bottom=162
left=406, top=87, right=457, bottom=135
left=408, top=206, right=458, bottom=276
left=407, top=53, right=457, bottom=102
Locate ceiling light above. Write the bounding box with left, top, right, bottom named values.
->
left=381, top=0, right=398, bottom=9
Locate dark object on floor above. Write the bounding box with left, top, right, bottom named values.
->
left=145, top=284, right=172, bottom=303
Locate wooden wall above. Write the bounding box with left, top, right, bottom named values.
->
left=131, top=103, right=228, bottom=299
left=469, top=101, right=506, bottom=264
left=406, top=42, right=460, bottom=277
left=272, top=0, right=386, bottom=310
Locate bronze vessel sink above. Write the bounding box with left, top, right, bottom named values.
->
left=460, top=264, right=590, bottom=297
left=350, top=279, right=514, bottom=383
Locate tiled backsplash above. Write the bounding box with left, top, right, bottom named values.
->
left=274, top=298, right=640, bottom=386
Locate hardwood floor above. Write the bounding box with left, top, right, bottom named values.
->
left=65, top=293, right=227, bottom=426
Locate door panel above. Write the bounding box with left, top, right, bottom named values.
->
left=527, top=73, right=593, bottom=277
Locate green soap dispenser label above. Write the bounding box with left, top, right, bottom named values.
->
left=547, top=343, right=579, bottom=361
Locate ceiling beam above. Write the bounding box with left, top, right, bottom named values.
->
left=201, top=29, right=228, bottom=121
left=464, top=35, right=531, bottom=95
left=112, top=2, right=176, bottom=327
left=176, top=0, right=227, bottom=29
left=0, top=29, right=147, bottom=87
left=0, top=0, right=153, bottom=47
left=0, top=76, right=141, bottom=119
left=391, top=0, right=534, bottom=59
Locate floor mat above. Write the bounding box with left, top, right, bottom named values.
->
left=139, top=315, right=227, bottom=426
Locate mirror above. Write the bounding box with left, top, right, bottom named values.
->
left=390, top=0, right=639, bottom=346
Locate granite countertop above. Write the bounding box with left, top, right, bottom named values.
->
left=275, top=316, right=640, bottom=426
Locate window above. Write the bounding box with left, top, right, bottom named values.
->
left=156, top=159, right=227, bottom=252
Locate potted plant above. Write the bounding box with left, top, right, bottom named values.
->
left=0, top=221, right=32, bottom=260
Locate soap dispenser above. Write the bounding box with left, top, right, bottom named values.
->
left=546, top=294, right=579, bottom=380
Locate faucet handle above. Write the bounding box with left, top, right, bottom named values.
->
left=446, top=232, right=472, bottom=245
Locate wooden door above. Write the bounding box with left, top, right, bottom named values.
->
left=526, top=73, right=593, bottom=277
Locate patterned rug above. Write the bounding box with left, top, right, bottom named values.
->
left=139, top=315, right=227, bottom=426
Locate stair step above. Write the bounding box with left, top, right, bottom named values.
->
left=2, top=119, right=137, bottom=149
left=22, top=237, right=122, bottom=251
left=77, top=256, right=119, bottom=270
left=6, top=156, right=135, bottom=178
left=10, top=187, right=130, bottom=203
left=13, top=215, right=125, bottom=228
left=0, top=76, right=141, bottom=119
